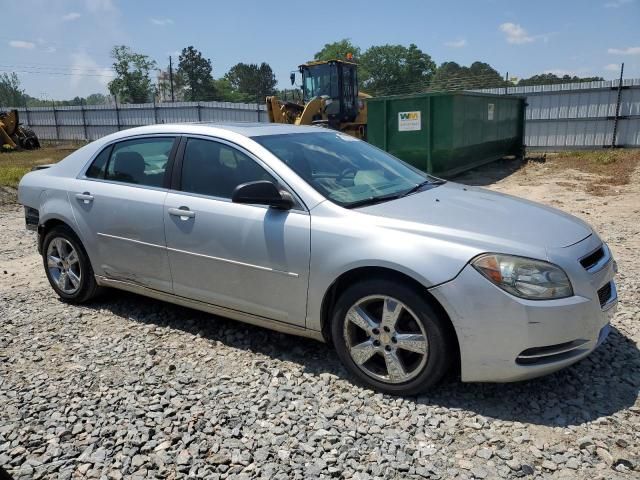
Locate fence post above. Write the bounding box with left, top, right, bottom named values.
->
left=611, top=62, right=624, bottom=148
left=80, top=99, right=88, bottom=141
left=23, top=97, right=31, bottom=126
left=52, top=100, right=59, bottom=141
left=153, top=96, right=158, bottom=124
left=256, top=90, right=261, bottom=122
left=197, top=102, right=202, bottom=122
left=114, top=96, right=121, bottom=131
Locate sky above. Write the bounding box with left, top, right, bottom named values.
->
left=2, top=0, right=639, bottom=100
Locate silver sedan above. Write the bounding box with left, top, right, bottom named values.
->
left=18, top=123, right=618, bottom=395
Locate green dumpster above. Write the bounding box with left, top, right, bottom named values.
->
left=366, top=92, right=525, bottom=176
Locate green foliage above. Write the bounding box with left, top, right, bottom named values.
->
left=23, top=92, right=109, bottom=107
left=211, top=78, right=250, bottom=102
left=0, top=73, right=25, bottom=108
left=518, top=73, right=604, bottom=86
left=85, top=93, right=109, bottom=105
left=314, top=39, right=361, bottom=62
left=430, top=61, right=506, bottom=91
left=225, top=63, right=277, bottom=101
left=177, top=46, right=217, bottom=101
left=359, top=44, right=435, bottom=95
left=0, top=147, right=73, bottom=188
left=108, top=45, right=157, bottom=103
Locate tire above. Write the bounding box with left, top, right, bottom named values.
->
left=18, top=127, right=40, bottom=150
left=331, top=278, right=452, bottom=395
left=42, top=225, right=100, bottom=303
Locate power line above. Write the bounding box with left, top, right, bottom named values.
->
left=0, top=62, right=116, bottom=73
left=0, top=68, right=115, bottom=78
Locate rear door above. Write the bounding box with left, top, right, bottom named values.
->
left=163, top=136, right=311, bottom=326
left=70, top=136, right=178, bottom=292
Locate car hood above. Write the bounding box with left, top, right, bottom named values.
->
left=358, top=182, right=592, bottom=250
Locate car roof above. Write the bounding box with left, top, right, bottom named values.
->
left=105, top=122, right=324, bottom=140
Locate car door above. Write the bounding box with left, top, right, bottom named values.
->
left=70, top=135, right=178, bottom=292
left=164, top=136, right=311, bottom=326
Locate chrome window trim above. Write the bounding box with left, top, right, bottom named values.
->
left=165, top=189, right=309, bottom=216
left=96, top=232, right=300, bottom=278
left=77, top=177, right=170, bottom=193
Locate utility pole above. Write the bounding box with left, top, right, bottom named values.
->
left=169, top=56, right=175, bottom=102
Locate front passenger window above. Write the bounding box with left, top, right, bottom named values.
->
left=181, top=138, right=276, bottom=199
left=103, top=137, right=175, bottom=187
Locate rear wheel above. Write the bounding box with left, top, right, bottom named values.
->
left=331, top=279, right=452, bottom=395
left=42, top=226, right=99, bottom=303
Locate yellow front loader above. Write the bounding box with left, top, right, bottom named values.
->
left=266, top=59, right=369, bottom=139
left=0, top=109, right=40, bottom=150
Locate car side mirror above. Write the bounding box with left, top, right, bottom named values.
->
left=232, top=180, right=294, bottom=210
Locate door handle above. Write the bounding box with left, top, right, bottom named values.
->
left=168, top=207, right=195, bottom=219
left=75, top=192, right=94, bottom=204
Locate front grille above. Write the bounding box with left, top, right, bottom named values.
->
left=597, top=282, right=612, bottom=307
left=580, top=246, right=605, bottom=270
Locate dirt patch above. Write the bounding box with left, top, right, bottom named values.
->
left=544, top=150, right=640, bottom=196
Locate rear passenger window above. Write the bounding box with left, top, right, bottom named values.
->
left=103, top=137, right=175, bottom=187
left=85, top=146, right=111, bottom=179
left=180, top=138, right=276, bottom=198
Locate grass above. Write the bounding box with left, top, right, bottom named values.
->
left=537, top=149, right=640, bottom=195
left=0, top=146, right=79, bottom=188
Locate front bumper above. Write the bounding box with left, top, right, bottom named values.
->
left=430, top=237, right=617, bottom=382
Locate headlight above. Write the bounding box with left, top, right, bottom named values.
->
left=471, top=254, right=573, bottom=300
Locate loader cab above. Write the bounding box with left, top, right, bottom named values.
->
left=299, top=60, right=359, bottom=123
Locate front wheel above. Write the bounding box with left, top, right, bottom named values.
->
left=331, top=279, right=452, bottom=395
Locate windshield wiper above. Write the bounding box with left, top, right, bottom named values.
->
left=344, top=193, right=405, bottom=209
left=345, top=178, right=446, bottom=209
left=399, top=178, right=445, bottom=198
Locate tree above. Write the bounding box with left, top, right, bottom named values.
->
left=430, top=61, right=506, bottom=91
left=518, top=73, right=603, bottom=86
left=211, top=78, right=248, bottom=102
left=359, top=44, right=436, bottom=95
left=177, top=46, right=217, bottom=101
left=225, top=62, right=277, bottom=101
left=85, top=93, right=108, bottom=105
left=314, top=39, right=361, bottom=62
left=108, top=45, right=156, bottom=103
left=0, top=73, right=25, bottom=107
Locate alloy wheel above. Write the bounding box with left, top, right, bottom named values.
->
left=46, top=237, right=81, bottom=294
left=343, top=295, right=429, bottom=384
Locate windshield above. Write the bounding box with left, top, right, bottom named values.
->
left=302, top=64, right=337, bottom=101
left=252, top=132, right=441, bottom=208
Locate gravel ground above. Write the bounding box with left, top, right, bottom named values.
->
left=1, top=158, right=638, bottom=479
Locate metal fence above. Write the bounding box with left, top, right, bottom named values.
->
left=5, top=78, right=640, bottom=151
left=479, top=78, right=640, bottom=150
left=6, top=101, right=268, bottom=142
